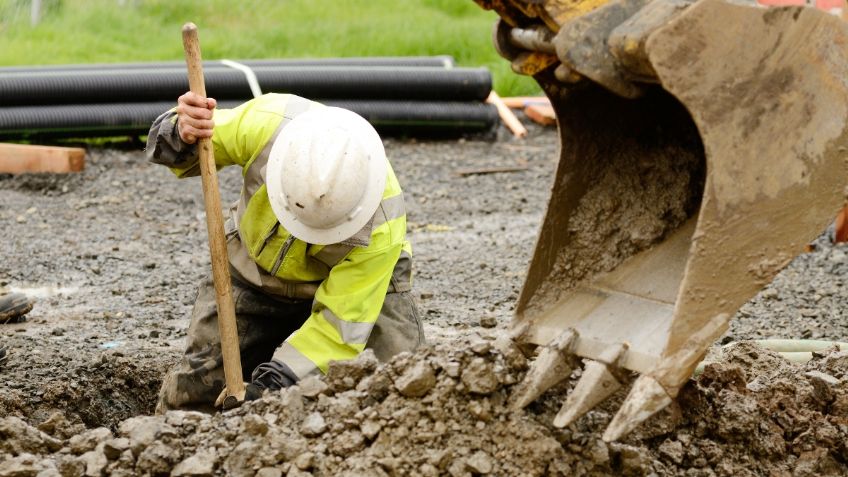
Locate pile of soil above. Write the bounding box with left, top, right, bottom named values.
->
left=2, top=339, right=846, bottom=476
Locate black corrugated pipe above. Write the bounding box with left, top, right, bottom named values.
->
left=0, top=67, right=491, bottom=106
left=0, top=56, right=455, bottom=74
left=0, top=100, right=498, bottom=139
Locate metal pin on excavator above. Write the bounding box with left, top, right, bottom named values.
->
left=473, top=0, right=848, bottom=440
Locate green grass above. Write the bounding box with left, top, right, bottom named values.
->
left=0, top=0, right=541, bottom=96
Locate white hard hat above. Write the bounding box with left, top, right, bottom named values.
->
left=266, top=107, right=387, bottom=245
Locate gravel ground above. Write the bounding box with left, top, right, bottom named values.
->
left=0, top=118, right=846, bottom=475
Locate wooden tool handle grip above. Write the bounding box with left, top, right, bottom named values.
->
left=181, top=22, right=245, bottom=401
left=182, top=23, right=207, bottom=98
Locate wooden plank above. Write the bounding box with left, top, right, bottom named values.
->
left=525, top=103, right=557, bottom=126
left=455, top=164, right=529, bottom=176
left=501, top=96, right=550, bottom=109
left=836, top=204, right=848, bottom=243
left=486, top=91, right=528, bottom=138
left=0, top=143, right=85, bottom=174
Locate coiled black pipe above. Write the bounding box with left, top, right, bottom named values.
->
left=0, top=67, right=491, bottom=106
left=0, top=56, right=455, bottom=74
left=0, top=100, right=497, bottom=139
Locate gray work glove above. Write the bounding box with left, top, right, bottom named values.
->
left=214, top=360, right=298, bottom=410
left=251, top=359, right=298, bottom=391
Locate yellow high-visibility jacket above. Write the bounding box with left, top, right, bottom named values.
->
left=147, top=94, right=412, bottom=380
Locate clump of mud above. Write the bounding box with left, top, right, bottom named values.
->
left=2, top=339, right=847, bottom=476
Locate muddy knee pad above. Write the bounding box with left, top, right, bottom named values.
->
left=366, top=291, right=425, bottom=362
left=155, top=346, right=226, bottom=414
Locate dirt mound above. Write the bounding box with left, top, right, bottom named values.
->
left=1, top=338, right=847, bottom=476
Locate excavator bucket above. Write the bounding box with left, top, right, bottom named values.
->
left=475, top=0, right=848, bottom=439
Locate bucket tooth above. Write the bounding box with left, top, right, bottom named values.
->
left=510, top=329, right=578, bottom=410
left=553, top=343, right=629, bottom=428
left=602, top=374, right=672, bottom=442
left=553, top=360, right=623, bottom=428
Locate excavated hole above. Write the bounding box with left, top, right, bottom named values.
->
left=0, top=351, right=171, bottom=431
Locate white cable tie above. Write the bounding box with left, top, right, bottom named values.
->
left=220, top=59, right=263, bottom=98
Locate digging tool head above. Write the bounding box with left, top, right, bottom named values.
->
left=475, top=0, right=848, bottom=438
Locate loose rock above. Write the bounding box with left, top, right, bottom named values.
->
left=394, top=361, right=436, bottom=397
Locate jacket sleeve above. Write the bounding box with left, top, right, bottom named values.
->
left=145, top=99, right=265, bottom=178
left=271, top=244, right=403, bottom=378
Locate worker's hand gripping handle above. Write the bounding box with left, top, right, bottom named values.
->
left=182, top=23, right=246, bottom=407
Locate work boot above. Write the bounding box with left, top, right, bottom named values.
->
left=0, top=292, right=33, bottom=324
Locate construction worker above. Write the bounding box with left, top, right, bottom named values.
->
left=147, top=92, right=424, bottom=412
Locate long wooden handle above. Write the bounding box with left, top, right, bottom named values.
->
left=182, top=23, right=245, bottom=402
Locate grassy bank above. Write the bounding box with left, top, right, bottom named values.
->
left=0, top=0, right=541, bottom=96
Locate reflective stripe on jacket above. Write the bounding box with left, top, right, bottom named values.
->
left=146, top=93, right=413, bottom=378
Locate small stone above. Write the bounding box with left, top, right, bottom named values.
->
left=15, top=215, right=26, bottom=223
left=37, top=412, right=76, bottom=437
left=467, top=400, right=492, bottom=422
left=465, top=451, right=493, bottom=474
left=298, top=376, right=329, bottom=398
left=658, top=439, right=684, bottom=465
left=69, top=428, right=112, bottom=455
left=286, top=467, right=313, bottom=477
left=78, top=448, right=108, bottom=477
left=0, top=417, right=63, bottom=455
left=419, top=463, right=439, bottom=477
left=461, top=358, right=499, bottom=395
left=269, top=433, right=307, bottom=461
left=377, top=457, right=400, bottom=473
left=135, top=441, right=180, bottom=475
left=805, top=370, right=840, bottom=386
left=117, top=416, right=177, bottom=457
left=295, top=452, right=315, bottom=470
left=448, top=459, right=470, bottom=477
left=171, top=451, right=216, bottom=477
left=300, top=412, right=327, bottom=437
left=326, top=350, right=379, bottom=391
left=469, top=337, right=492, bottom=355
left=242, top=415, right=269, bottom=436
left=394, top=361, right=436, bottom=397
left=256, top=467, right=283, bottom=477
left=760, top=288, right=778, bottom=300
left=356, top=372, right=392, bottom=402
left=360, top=419, right=382, bottom=440
left=805, top=370, right=840, bottom=403
left=589, top=439, right=610, bottom=464
left=329, top=430, right=365, bottom=456
left=444, top=362, right=461, bottom=378
left=614, top=443, right=650, bottom=475
left=0, top=453, right=42, bottom=477
left=279, top=386, right=304, bottom=413
left=164, top=410, right=207, bottom=428
left=479, top=314, right=497, bottom=328
left=102, top=438, right=130, bottom=460
left=55, top=455, right=85, bottom=477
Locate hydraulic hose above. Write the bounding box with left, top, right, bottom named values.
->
left=0, top=67, right=491, bottom=106
left=0, top=100, right=498, bottom=139
left=0, top=56, right=455, bottom=74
